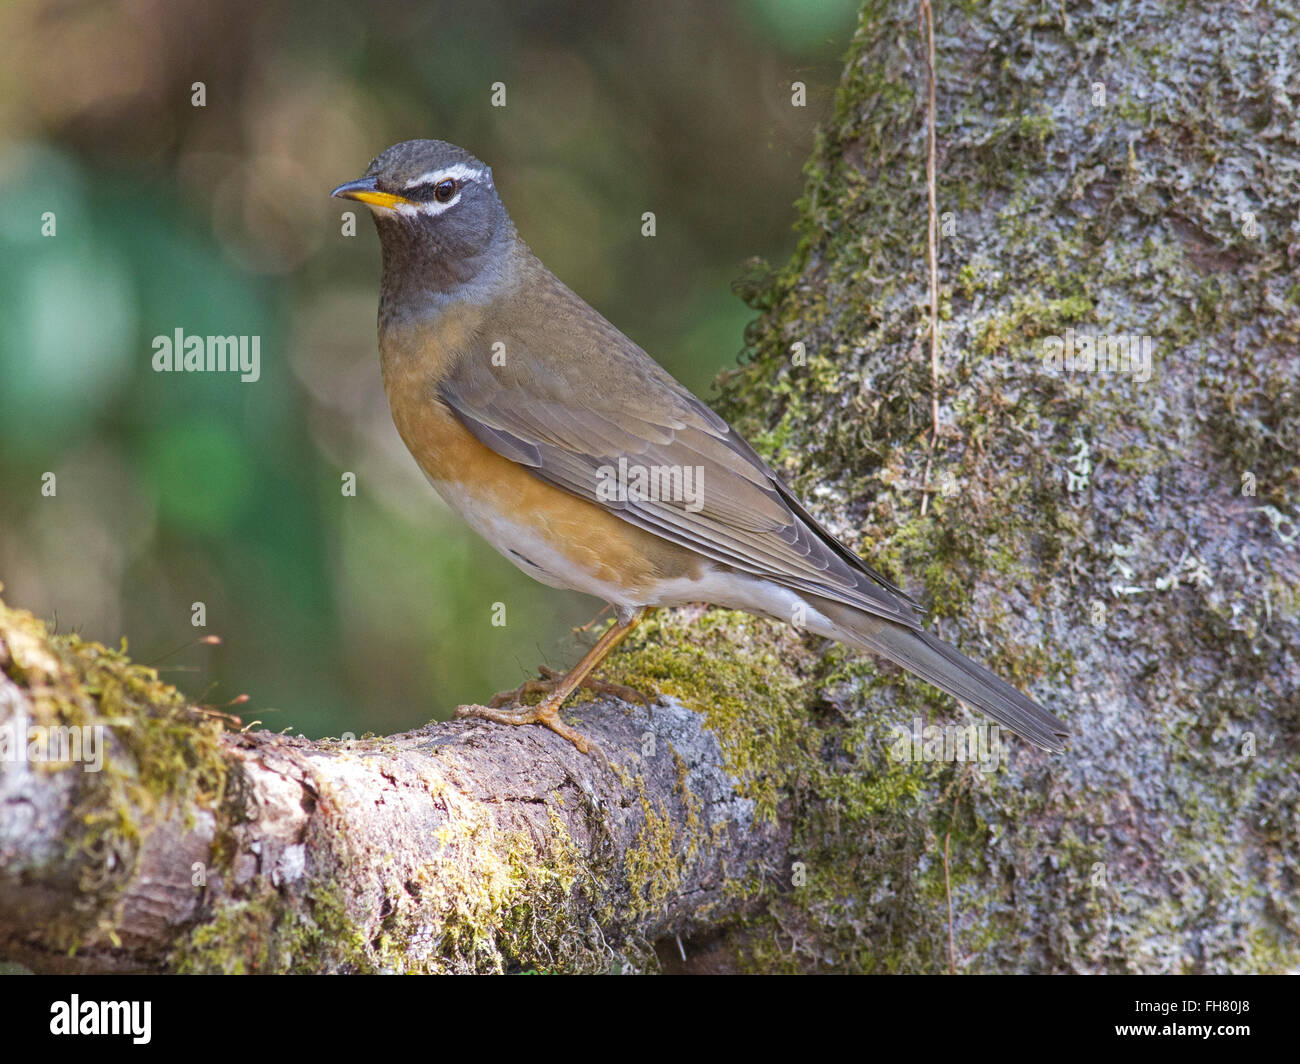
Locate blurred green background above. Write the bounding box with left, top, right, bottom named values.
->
left=0, top=0, right=856, bottom=738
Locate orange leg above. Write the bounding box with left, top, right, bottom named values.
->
left=487, top=665, right=650, bottom=711
left=455, top=608, right=647, bottom=755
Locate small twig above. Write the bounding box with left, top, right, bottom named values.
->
left=918, top=0, right=941, bottom=517
left=143, top=633, right=221, bottom=667
left=939, top=765, right=970, bottom=976
left=944, top=790, right=957, bottom=974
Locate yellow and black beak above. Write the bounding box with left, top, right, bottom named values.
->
left=330, top=177, right=413, bottom=210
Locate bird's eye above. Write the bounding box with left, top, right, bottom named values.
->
left=433, top=179, right=457, bottom=202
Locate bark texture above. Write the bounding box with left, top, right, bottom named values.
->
left=2, top=0, right=1298, bottom=973
left=714, top=0, right=1299, bottom=972
left=0, top=595, right=787, bottom=973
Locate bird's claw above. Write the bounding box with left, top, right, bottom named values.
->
left=455, top=698, right=606, bottom=764
left=488, top=664, right=653, bottom=710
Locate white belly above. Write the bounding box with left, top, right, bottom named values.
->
left=424, top=472, right=843, bottom=638
left=425, top=474, right=639, bottom=606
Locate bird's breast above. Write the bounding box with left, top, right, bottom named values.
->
left=377, top=314, right=706, bottom=607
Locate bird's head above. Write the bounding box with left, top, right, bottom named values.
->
left=332, top=139, right=512, bottom=296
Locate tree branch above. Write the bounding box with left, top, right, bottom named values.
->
left=0, top=595, right=785, bottom=973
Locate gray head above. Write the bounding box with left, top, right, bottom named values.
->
left=332, top=139, right=514, bottom=310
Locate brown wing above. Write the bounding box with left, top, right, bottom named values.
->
left=438, top=268, right=924, bottom=629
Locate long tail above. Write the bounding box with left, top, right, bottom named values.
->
left=816, top=601, right=1069, bottom=751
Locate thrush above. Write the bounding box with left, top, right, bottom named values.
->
left=332, top=139, right=1069, bottom=756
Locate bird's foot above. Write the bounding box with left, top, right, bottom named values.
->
left=455, top=696, right=603, bottom=761
left=487, top=664, right=653, bottom=711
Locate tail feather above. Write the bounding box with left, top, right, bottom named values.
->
left=819, top=603, right=1069, bottom=752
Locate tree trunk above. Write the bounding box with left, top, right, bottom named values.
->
left=2, top=0, right=1297, bottom=972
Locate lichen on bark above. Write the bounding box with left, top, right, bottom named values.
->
left=684, top=0, right=1299, bottom=971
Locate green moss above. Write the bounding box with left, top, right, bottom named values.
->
left=171, top=787, right=640, bottom=975
left=608, top=609, right=816, bottom=823
left=171, top=876, right=373, bottom=975
left=0, top=594, right=229, bottom=954
left=604, top=603, right=1018, bottom=973
left=622, top=786, right=683, bottom=920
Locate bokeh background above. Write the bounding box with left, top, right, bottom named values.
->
left=0, top=0, right=857, bottom=738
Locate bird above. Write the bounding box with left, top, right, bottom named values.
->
left=331, top=139, right=1069, bottom=756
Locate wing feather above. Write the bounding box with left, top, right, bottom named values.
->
left=437, top=265, right=923, bottom=628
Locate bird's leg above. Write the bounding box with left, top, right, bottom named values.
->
left=455, top=608, right=647, bottom=754
left=487, top=664, right=652, bottom=710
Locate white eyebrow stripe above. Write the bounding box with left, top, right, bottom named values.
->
left=390, top=191, right=462, bottom=217
left=402, top=163, right=484, bottom=190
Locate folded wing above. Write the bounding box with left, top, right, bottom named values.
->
left=438, top=275, right=924, bottom=630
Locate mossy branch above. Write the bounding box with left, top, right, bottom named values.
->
left=0, top=594, right=787, bottom=973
